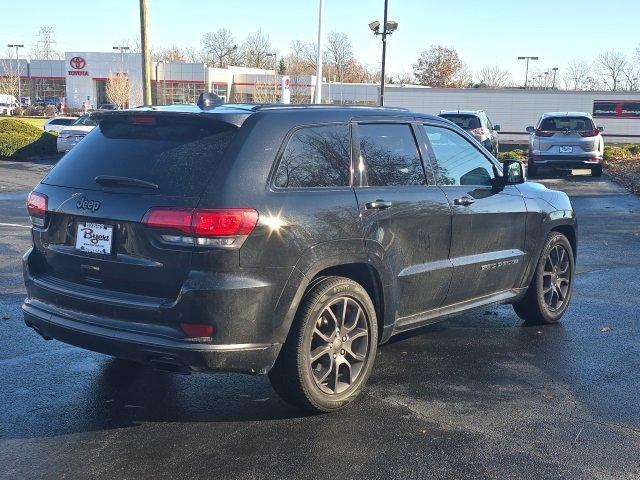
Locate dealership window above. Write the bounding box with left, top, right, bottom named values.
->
left=161, top=81, right=206, bottom=104
left=31, top=78, right=66, bottom=104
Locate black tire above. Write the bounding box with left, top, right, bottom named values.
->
left=269, top=276, right=378, bottom=413
left=591, top=165, right=603, bottom=177
left=528, top=164, right=538, bottom=177
left=513, top=232, right=575, bottom=325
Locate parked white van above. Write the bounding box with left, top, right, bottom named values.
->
left=0, top=94, right=19, bottom=116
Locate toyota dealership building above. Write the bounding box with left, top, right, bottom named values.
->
left=0, top=51, right=307, bottom=109
left=1, top=50, right=639, bottom=143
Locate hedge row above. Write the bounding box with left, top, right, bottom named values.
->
left=0, top=118, right=58, bottom=160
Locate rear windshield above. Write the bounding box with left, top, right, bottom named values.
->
left=43, top=115, right=238, bottom=197
left=539, top=116, right=595, bottom=131
left=72, top=115, right=97, bottom=127
left=438, top=114, right=481, bottom=130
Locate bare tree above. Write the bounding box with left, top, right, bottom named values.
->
left=105, top=72, right=131, bottom=109
left=285, top=40, right=317, bottom=73
left=596, top=50, right=628, bottom=91
left=243, top=30, right=273, bottom=69
left=477, top=65, right=511, bottom=88
left=413, top=45, right=464, bottom=88
left=30, top=26, right=62, bottom=60
left=562, top=59, right=590, bottom=90
left=183, top=47, right=203, bottom=63
left=152, top=46, right=186, bottom=63
left=326, top=31, right=354, bottom=83
left=201, top=28, right=239, bottom=67
left=0, top=49, right=22, bottom=99
left=392, top=71, right=414, bottom=84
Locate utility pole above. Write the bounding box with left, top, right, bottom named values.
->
left=139, top=0, right=152, bottom=106
left=518, top=56, right=538, bottom=89
left=7, top=44, right=24, bottom=103
left=314, top=0, right=324, bottom=104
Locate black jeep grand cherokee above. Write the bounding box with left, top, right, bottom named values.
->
left=23, top=99, right=577, bottom=412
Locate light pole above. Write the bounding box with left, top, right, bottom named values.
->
left=369, top=0, right=398, bottom=106
left=113, top=46, right=130, bottom=73
left=544, top=71, right=549, bottom=90
left=155, top=60, right=163, bottom=105
left=7, top=44, right=24, bottom=103
left=518, top=56, right=538, bottom=89
left=314, top=0, right=324, bottom=104
left=552, top=67, right=559, bottom=90
left=266, top=52, right=278, bottom=102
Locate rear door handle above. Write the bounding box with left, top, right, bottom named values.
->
left=365, top=200, right=393, bottom=210
left=453, top=196, right=475, bottom=206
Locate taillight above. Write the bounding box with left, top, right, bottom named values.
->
left=535, top=130, right=555, bottom=137
left=180, top=323, right=216, bottom=338
left=470, top=127, right=487, bottom=136
left=579, top=129, right=599, bottom=137
left=142, top=208, right=259, bottom=248
left=26, top=191, right=48, bottom=227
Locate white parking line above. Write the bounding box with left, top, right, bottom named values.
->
left=0, top=223, right=31, bottom=229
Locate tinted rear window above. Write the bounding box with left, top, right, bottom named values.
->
left=539, top=116, right=595, bottom=131
left=43, top=116, right=237, bottom=196
left=274, top=124, right=350, bottom=188
left=439, top=114, right=481, bottom=129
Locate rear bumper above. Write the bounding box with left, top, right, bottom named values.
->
left=22, top=247, right=288, bottom=374
left=23, top=300, right=280, bottom=374
left=529, top=155, right=603, bottom=168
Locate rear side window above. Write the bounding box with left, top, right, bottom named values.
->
left=539, top=116, right=595, bottom=131
left=358, top=123, right=425, bottom=187
left=438, top=114, right=481, bottom=130
left=43, top=116, right=238, bottom=197
left=274, top=124, right=350, bottom=188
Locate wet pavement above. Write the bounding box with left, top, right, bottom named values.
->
left=1, top=162, right=638, bottom=479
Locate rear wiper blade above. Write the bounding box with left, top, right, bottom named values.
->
left=94, top=175, right=158, bottom=189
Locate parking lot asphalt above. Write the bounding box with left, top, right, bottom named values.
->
left=0, top=161, right=638, bottom=480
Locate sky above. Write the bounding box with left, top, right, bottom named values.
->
left=2, top=0, right=639, bottom=83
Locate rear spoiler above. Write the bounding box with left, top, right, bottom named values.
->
left=89, top=109, right=249, bottom=128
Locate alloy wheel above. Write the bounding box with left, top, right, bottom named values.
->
left=542, top=244, right=571, bottom=312
left=309, top=296, right=370, bottom=395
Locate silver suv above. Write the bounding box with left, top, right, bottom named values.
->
left=526, top=112, right=604, bottom=177
left=438, top=110, right=500, bottom=156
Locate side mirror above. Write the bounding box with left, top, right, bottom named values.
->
left=503, top=159, right=525, bottom=185
left=526, top=126, right=535, bottom=133
left=597, top=126, right=604, bottom=132
left=493, top=124, right=501, bottom=131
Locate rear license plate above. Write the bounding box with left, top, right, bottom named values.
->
left=560, top=146, right=573, bottom=153
left=75, top=222, right=113, bottom=255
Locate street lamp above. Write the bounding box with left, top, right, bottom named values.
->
left=266, top=52, right=278, bottom=102
left=113, top=46, right=131, bottom=73
left=7, top=44, right=24, bottom=103
left=551, top=67, right=559, bottom=90
left=544, top=71, right=549, bottom=90
left=518, top=56, right=539, bottom=89
left=369, top=0, right=398, bottom=106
